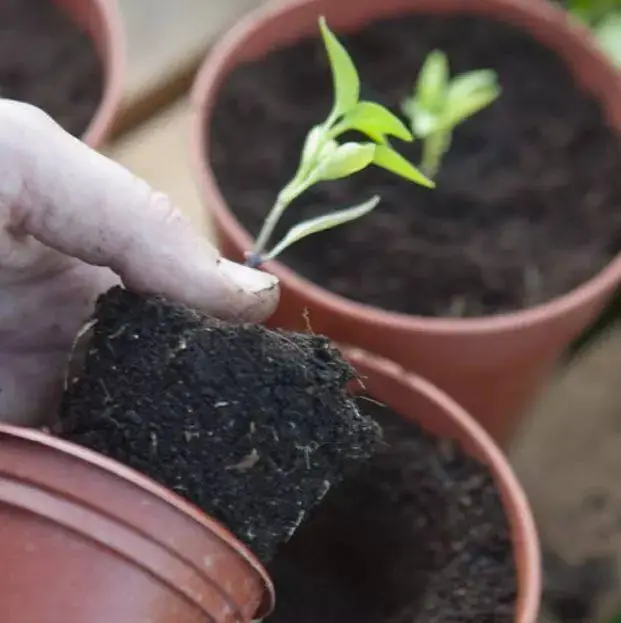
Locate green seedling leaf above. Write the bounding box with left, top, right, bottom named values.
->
left=403, top=100, right=440, bottom=138
left=373, top=144, right=435, bottom=187
left=300, top=125, right=325, bottom=169
left=594, top=13, right=621, bottom=66
left=446, top=70, right=498, bottom=105
left=416, top=49, right=449, bottom=111
left=266, top=196, right=381, bottom=260
left=340, top=101, right=413, bottom=142
left=319, top=16, right=360, bottom=118
left=441, top=82, right=500, bottom=130
left=311, top=141, right=375, bottom=182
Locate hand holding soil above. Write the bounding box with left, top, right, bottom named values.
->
left=0, top=100, right=279, bottom=427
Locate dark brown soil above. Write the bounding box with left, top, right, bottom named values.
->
left=0, top=0, right=103, bottom=136
left=266, top=398, right=517, bottom=623
left=210, top=13, right=621, bottom=318
left=58, top=287, right=381, bottom=562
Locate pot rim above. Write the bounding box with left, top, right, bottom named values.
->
left=79, top=0, right=125, bottom=148
left=0, top=423, right=275, bottom=617
left=191, top=0, right=621, bottom=336
left=342, top=345, right=542, bottom=623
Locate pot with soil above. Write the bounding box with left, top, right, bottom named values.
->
left=266, top=348, right=541, bottom=623
left=192, top=0, right=621, bottom=445
left=0, top=0, right=124, bottom=147
left=0, top=424, right=274, bottom=623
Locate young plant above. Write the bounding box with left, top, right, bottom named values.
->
left=401, top=50, right=501, bottom=179
left=245, top=17, right=434, bottom=268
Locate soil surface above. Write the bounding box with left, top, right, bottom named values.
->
left=266, top=398, right=517, bottom=623
left=0, top=0, right=103, bottom=136
left=59, top=287, right=381, bottom=562
left=210, top=13, right=621, bottom=317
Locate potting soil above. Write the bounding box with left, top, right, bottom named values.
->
left=59, top=287, right=381, bottom=562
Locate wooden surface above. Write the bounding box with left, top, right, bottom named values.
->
left=106, top=98, right=212, bottom=236
left=115, top=0, right=266, bottom=131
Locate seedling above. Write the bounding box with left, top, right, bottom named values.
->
left=401, top=50, right=501, bottom=179
left=245, top=17, right=434, bottom=268
left=565, top=0, right=621, bottom=66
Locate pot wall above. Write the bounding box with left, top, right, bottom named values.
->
left=0, top=425, right=274, bottom=623
left=54, top=0, right=125, bottom=147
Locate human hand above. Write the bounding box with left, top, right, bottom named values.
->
left=0, top=100, right=279, bottom=427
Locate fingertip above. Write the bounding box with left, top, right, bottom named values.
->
left=217, top=258, right=280, bottom=323
left=217, top=258, right=279, bottom=293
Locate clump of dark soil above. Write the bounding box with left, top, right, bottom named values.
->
left=210, top=13, right=621, bottom=318
left=266, top=398, right=517, bottom=623
left=59, top=287, right=381, bottom=562
left=0, top=0, right=103, bottom=136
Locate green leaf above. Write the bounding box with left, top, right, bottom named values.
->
left=440, top=83, right=500, bottom=130
left=319, top=17, right=360, bottom=118
left=446, top=70, right=498, bottom=106
left=311, top=142, right=375, bottom=182
left=405, top=101, right=441, bottom=138
left=266, top=196, right=381, bottom=260
left=300, top=125, right=325, bottom=169
left=416, top=49, right=449, bottom=111
left=340, top=101, right=413, bottom=142
left=594, top=13, right=621, bottom=66
left=372, top=144, right=435, bottom=187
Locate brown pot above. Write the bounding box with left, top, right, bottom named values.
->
left=54, top=0, right=125, bottom=147
left=191, top=0, right=621, bottom=446
left=0, top=425, right=274, bottom=623
left=343, top=347, right=541, bottom=623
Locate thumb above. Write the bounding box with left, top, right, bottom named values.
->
left=1, top=100, right=279, bottom=322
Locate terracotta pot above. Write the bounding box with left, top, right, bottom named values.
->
left=54, top=0, right=125, bottom=147
left=191, top=0, right=621, bottom=446
left=342, top=347, right=541, bottom=623
left=0, top=425, right=274, bottom=623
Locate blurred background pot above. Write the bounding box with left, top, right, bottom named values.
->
left=31, top=0, right=125, bottom=147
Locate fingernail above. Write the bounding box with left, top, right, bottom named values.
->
left=218, top=258, right=279, bottom=293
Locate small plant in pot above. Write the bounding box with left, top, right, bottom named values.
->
left=244, top=18, right=435, bottom=270
left=193, top=0, right=621, bottom=445
left=0, top=0, right=123, bottom=147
